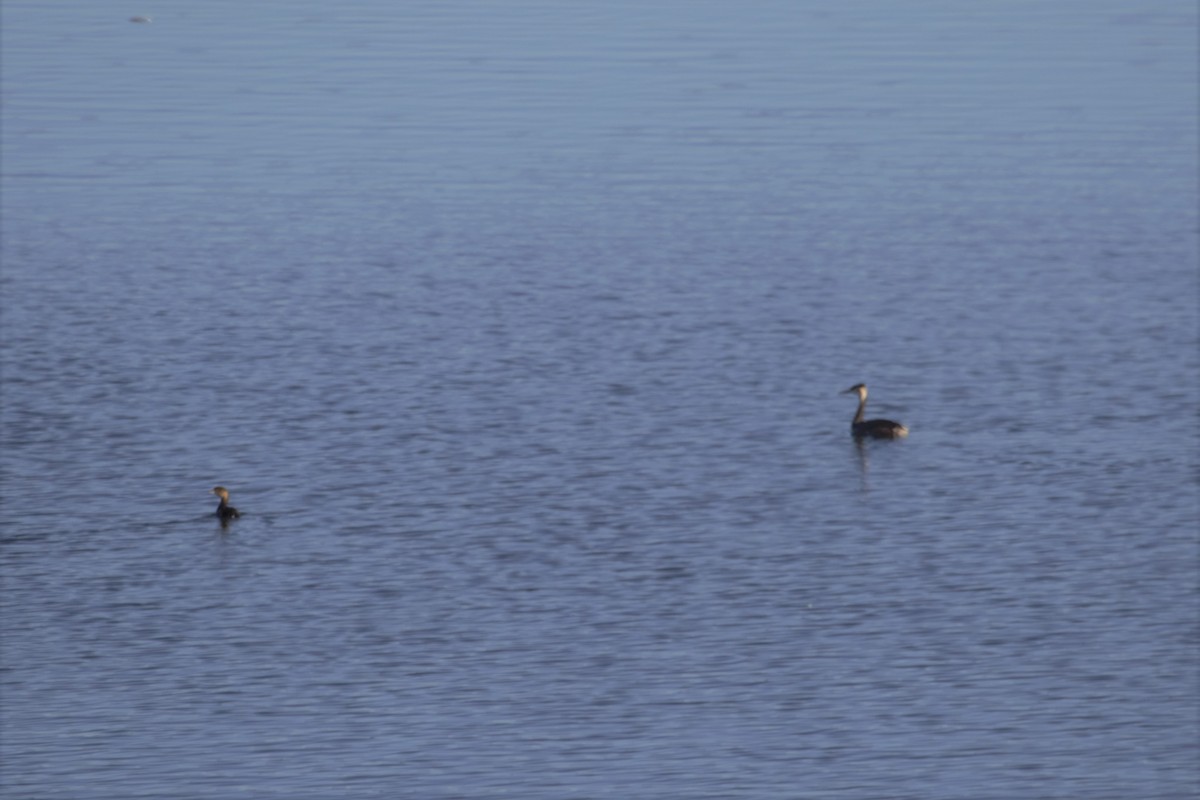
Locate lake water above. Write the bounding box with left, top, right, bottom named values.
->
left=2, top=1, right=1197, bottom=797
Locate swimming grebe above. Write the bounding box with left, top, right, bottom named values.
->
left=211, top=486, right=240, bottom=524
left=841, top=383, right=908, bottom=440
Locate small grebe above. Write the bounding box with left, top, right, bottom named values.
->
left=841, top=383, right=908, bottom=440
left=211, top=486, right=241, bottom=524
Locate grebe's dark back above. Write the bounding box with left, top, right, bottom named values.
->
left=211, top=486, right=241, bottom=524
left=841, top=383, right=908, bottom=440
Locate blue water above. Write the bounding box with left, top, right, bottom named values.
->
left=2, top=2, right=1197, bottom=798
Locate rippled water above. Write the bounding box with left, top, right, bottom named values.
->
left=2, top=2, right=1197, bottom=798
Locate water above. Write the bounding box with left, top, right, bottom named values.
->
left=2, top=2, right=1197, bottom=797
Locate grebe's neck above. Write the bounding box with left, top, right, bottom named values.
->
left=853, top=390, right=867, bottom=424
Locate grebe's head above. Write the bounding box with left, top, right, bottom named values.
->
left=841, top=383, right=867, bottom=399
left=211, top=486, right=231, bottom=501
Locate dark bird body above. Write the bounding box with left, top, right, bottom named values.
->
left=211, top=486, right=240, bottom=524
left=842, top=383, right=908, bottom=440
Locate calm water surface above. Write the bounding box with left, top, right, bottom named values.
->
left=2, top=2, right=1197, bottom=798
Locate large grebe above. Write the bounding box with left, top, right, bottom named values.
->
left=841, top=383, right=908, bottom=440
left=211, top=486, right=241, bottom=524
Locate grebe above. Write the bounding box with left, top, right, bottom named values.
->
left=841, top=383, right=908, bottom=440
left=211, top=486, right=241, bottom=524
